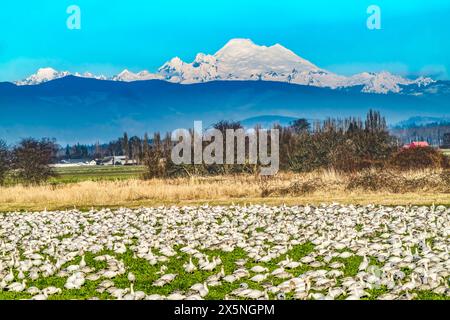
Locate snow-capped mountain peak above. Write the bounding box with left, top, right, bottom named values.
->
left=16, top=68, right=110, bottom=85
left=414, top=76, right=436, bottom=87
left=214, top=38, right=261, bottom=59
left=346, top=71, right=436, bottom=94
left=217, top=38, right=255, bottom=49
left=113, top=69, right=134, bottom=81
left=36, top=67, right=59, bottom=78
left=15, top=67, right=70, bottom=85
left=346, top=71, right=411, bottom=94
left=157, top=38, right=328, bottom=84
left=215, top=38, right=317, bottom=71
left=111, top=69, right=163, bottom=82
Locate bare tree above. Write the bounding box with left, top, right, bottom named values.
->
left=129, top=136, right=142, bottom=164
left=143, top=133, right=150, bottom=157
left=0, top=139, right=10, bottom=185
left=12, top=138, right=58, bottom=185
left=122, top=132, right=129, bottom=164
left=143, top=132, right=167, bottom=178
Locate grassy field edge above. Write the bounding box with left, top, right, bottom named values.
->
left=1, top=193, right=449, bottom=212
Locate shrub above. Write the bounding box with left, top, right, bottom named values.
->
left=280, top=179, right=323, bottom=196
left=442, top=155, right=450, bottom=169
left=262, top=177, right=325, bottom=197
left=346, top=170, right=404, bottom=193
left=389, top=147, right=445, bottom=170
left=329, top=139, right=358, bottom=172
left=346, top=169, right=449, bottom=193
left=143, top=149, right=168, bottom=179
left=257, top=176, right=279, bottom=197
left=287, top=111, right=396, bottom=173
left=330, top=139, right=381, bottom=172
left=441, top=170, right=450, bottom=192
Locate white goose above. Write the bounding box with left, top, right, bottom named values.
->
left=183, top=257, right=197, bottom=273
left=7, top=279, right=26, bottom=292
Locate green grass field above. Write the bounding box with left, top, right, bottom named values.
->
left=0, top=243, right=446, bottom=300
left=50, top=165, right=147, bottom=184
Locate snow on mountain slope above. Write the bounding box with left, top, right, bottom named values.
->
left=16, top=68, right=109, bottom=85
left=74, top=72, right=108, bottom=81
left=112, top=69, right=163, bottom=82
left=353, top=73, right=435, bottom=94
left=157, top=39, right=434, bottom=92
left=214, top=39, right=318, bottom=80
left=14, top=39, right=436, bottom=94
left=157, top=38, right=348, bottom=87
left=158, top=54, right=220, bottom=83
left=15, top=68, right=71, bottom=86
left=345, top=72, right=413, bottom=94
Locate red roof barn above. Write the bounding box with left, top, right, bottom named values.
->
left=403, top=141, right=430, bottom=149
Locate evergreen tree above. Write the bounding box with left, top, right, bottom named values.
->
left=65, top=144, right=71, bottom=159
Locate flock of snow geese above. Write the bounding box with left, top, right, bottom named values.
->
left=0, top=204, right=448, bottom=300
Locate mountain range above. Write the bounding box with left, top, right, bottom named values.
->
left=14, top=39, right=436, bottom=95
left=1, top=39, right=449, bottom=144
left=393, top=116, right=450, bottom=128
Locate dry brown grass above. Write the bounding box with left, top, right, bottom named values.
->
left=0, top=170, right=448, bottom=211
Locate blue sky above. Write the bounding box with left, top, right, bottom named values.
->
left=1, top=0, right=449, bottom=81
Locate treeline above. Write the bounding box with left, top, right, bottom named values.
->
left=61, top=133, right=151, bottom=165
left=0, top=138, right=58, bottom=185
left=1, top=110, right=448, bottom=185
left=391, top=122, right=450, bottom=147
left=60, top=122, right=450, bottom=164
left=280, top=110, right=395, bottom=172
left=142, top=110, right=449, bottom=178
left=279, top=111, right=448, bottom=173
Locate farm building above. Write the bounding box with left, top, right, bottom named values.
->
left=52, top=159, right=97, bottom=168
left=98, top=156, right=137, bottom=166
left=403, top=141, right=430, bottom=149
